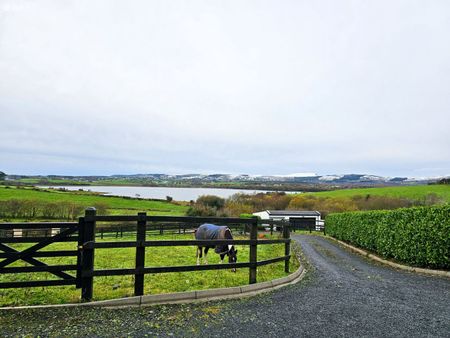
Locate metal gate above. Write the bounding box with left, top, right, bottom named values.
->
left=289, top=217, right=316, bottom=233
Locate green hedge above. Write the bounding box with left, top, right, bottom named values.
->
left=326, top=205, right=450, bottom=269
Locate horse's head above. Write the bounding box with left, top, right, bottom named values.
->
left=228, top=245, right=238, bottom=272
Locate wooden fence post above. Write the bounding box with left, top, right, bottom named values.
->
left=249, top=218, right=258, bottom=284
left=283, top=222, right=290, bottom=273
left=135, top=212, right=146, bottom=296
left=81, top=207, right=96, bottom=301
left=76, top=217, right=84, bottom=288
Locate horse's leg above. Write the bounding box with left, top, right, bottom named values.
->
left=204, top=247, right=209, bottom=265
left=197, top=247, right=202, bottom=265
left=220, top=253, right=226, bottom=264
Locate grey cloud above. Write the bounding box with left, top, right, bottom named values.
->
left=1, top=0, right=449, bottom=177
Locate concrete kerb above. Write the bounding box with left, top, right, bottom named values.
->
left=326, top=236, right=450, bottom=278
left=141, top=291, right=197, bottom=305
left=0, top=264, right=306, bottom=310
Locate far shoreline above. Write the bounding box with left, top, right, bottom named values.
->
left=35, top=185, right=303, bottom=202
left=32, top=182, right=308, bottom=192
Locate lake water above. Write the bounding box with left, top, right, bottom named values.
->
left=40, top=185, right=299, bottom=201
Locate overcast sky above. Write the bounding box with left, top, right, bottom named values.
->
left=1, top=0, right=449, bottom=177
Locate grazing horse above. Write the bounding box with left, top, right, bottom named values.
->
left=195, top=223, right=238, bottom=271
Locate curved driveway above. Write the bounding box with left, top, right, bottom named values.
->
left=185, top=235, right=450, bottom=337
left=1, top=235, right=449, bottom=337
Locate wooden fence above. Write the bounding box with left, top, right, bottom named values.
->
left=0, top=208, right=292, bottom=302
left=95, top=220, right=253, bottom=239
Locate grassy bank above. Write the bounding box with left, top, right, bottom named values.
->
left=305, top=184, right=450, bottom=202
left=0, top=186, right=188, bottom=219
left=0, top=232, right=298, bottom=306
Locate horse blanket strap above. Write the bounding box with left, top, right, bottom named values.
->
left=195, top=223, right=231, bottom=254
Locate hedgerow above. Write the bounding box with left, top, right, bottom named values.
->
left=326, top=205, right=450, bottom=269
left=0, top=199, right=109, bottom=220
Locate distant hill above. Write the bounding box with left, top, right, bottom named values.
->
left=5, top=172, right=448, bottom=188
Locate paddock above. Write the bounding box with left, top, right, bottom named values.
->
left=0, top=209, right=300, bottom=306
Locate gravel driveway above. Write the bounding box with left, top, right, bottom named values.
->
left=1, top=235, right=449, bottom=337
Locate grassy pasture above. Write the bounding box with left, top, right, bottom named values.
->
left=14, top=178, right=88, bottom=185
left=0, top=186, right=188, bottom=218
left=14, top=178, right=153, bottom=186
left=0, top=232, right=299, bottom=307
left=305, top=184, right=450, bottom=202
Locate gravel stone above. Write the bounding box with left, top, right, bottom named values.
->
left=1, top=235, right=449, bottom=337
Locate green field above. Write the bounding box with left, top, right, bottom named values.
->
left=15, top=178, right=89, bottom=185
left=14, top=177, right=161, bottom=186
left=0, top=186, right=188, bottom=218
left=0, top=232, right=299, bottom=306
left=305, top=184, right=450, bottom=202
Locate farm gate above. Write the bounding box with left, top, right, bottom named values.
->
left=0, top=221, right=79, bottom=289
left=289, top=217, right=317, bottom=233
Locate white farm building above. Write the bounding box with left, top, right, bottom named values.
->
left=252, top=210, right=324, bottom=231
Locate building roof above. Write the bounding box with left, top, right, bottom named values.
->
left=266, top=210, right=321, bottom=216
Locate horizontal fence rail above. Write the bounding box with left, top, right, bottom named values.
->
left=82, top=257, right=291, bottom=277
left=83, top=239, right=290, bottom=249
left=1, top=264, right=78, bottom=274
left=0, top=222, right=78, bottom=229
left=0, top=208, right=304, bottom=302
left=88, top=217, right=301, bottom=239
left=0, top=250, right=78, bottom=259
left=93, top=215, right=258, bottom=223
left=0, top=237, right=79, bottom=243
left=0, top=279, right=79, bottom=289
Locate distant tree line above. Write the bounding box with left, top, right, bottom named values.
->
left=0, top=199, right=109, bottom=220
left=187, top=192, right=446, bottom=218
